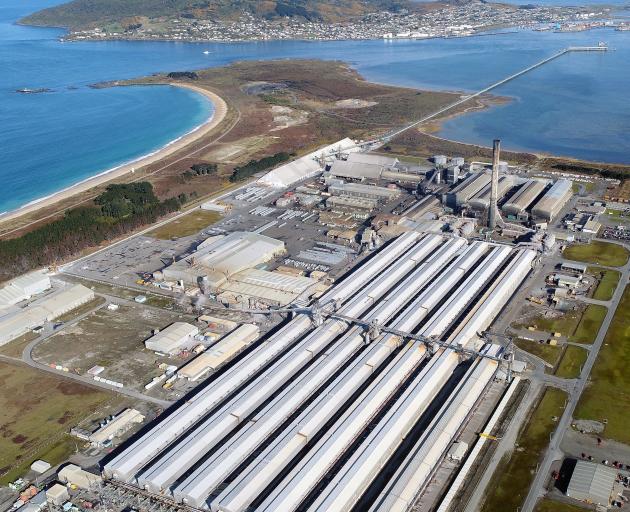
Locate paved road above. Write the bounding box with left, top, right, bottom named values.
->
left=521, top=242, right=630, bottom=512
left=0, top=294, right=173, bottom=408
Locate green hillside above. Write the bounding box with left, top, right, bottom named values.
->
left=21, top=0, right=414, bottom=29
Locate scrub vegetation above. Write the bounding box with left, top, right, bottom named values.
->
left=575, top=285, right=630, bottom=443
left=0, top=362, right=119, bottom=485
left=481, top=387, right=567, bottom=512
left=563, top=241, right=629, bottom=267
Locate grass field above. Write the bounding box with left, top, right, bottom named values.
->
left=588, top=266, right=621, bottom=301
left=514, top=338, right=562, bottom=367
left=534, top=499, right=591, bottom=512
left=570, top=305, right=607, bottom=344
left=563, top=241, right=629, bottom=267
left=517, top=310, right=582, bottom=338
left=481, top=387, right=567, bottom=512
left=555, top=346, right=589, bottom=379
left=575, top=285, right=630, bottom=443
left=0, top=362, right=119, bottom=484
left=148, top=210, right=222, bottom=240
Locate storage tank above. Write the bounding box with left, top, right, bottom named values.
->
left=433, top=155, right=447, bottom=166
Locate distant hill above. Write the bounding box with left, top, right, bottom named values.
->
left=20, top=0, right=417, bottom=30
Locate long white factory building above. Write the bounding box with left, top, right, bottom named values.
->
left=103, top=231, right=536, bottom=511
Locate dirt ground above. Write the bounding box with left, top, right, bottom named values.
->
left=32, top=302, right=195, bottom=393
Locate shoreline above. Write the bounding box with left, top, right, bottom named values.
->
left=0, top=83, right=227, bottom=224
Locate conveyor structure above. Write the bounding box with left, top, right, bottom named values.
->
left=102, top=231, right=536, bottom=512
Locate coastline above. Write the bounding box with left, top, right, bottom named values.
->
left=0, top=83, right=227, bottom=224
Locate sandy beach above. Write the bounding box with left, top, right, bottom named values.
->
left=0, top=83, right=227, bottom=225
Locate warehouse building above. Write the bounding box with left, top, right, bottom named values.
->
left=444, top=173, right=491, bottom=208
left=561, top=261, right=587, bottom=274
left=58, top=464, right=102, bottom=490
left=0, top=284, right=94, bottom=346
left=327, top=179, right=401, bottom=203
left=178, top=324, right=260, bottom=381
left=566, top=460, right=616, bottom=506
left=553, top=273, right=581, bottom=288
left=103, top=232, right=535, bottom=511
left=162, top=231, right=286, bottom=288
left=89, top=409, right=145, bottom=448
left=145, top=322, right=199, bottom=354
left=501, top=178, right=550, bottom=219
left=0, top=270, right=51, bottom=309
left=328, top=154, right=426, bottom=184
left=162, top=232, right=318, bottom=306
left=468, top=176, right=514, bottom=211
left=257, top=138, right=359, bottom=188
left=532, top=179, right=573, bottom=221
left=326, top=195, right=379, bottom=211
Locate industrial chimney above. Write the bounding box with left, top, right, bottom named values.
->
left=489, top=139, right=500, bottom=230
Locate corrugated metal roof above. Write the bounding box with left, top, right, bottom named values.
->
left=258, top=138, right=359, bottom=188
left=38, top=284, right=94, bottom=320
left=567, top=460, right=616, bottom=505
left=145, top=322, right=199, bottom=353
left=346, top=153, right=398, bottom=167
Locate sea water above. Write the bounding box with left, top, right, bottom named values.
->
left=3, top=0, right=630, bottom=212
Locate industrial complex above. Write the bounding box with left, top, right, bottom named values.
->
left=2, top=132, right=629, bottom=512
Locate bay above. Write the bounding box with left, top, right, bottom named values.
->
left=3, top=0, right=630, bottom=212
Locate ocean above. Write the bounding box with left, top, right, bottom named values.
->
left=3, top=0, right=630, bottom=213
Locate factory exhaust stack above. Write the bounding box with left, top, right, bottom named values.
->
left=489, top=139, right=500, bottom=230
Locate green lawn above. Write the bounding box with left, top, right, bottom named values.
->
left=517, top=310, right=582, bottom=338
left=563, top=241, right=629, bottom=267
left=514, top=338, right=562, bottom=367
left=535, top=498, right=591, bottom=512
left=555, top=346, right=589, bottom=379
left=570, top=305, right=607, bottom=344
left=575, top=285, right=630, bottom=443
left=0, top=362, right=120, bottom=484
left=481, top=388, right=567, bottom=512
left=588, top=266, right=621, bottom=301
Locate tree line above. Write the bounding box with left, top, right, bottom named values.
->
left=0, top=183, right=183, bottom=281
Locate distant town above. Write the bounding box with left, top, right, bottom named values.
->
left=65, top=3, right=613, bottom=42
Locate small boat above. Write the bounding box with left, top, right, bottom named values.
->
left=203, top=50, right=211, bottom=55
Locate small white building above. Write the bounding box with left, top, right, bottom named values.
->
left=145, top=322, right=199, bottom=354
left=30, top=460, right=51, bottom=474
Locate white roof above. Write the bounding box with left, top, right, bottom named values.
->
left=567, top=460, right=616, bottom=505
left=0, top=270, right=50, bottom=308
left=179, top=232, right=285, bottom=279
left=346, top=153, right=398, bottom=167
left=90, top=409, right=144, bottom=444
left=38, top=284, right=94, bottom=320
left=258, top=138, right=360, bottom=188
left=145, top=322, right=198, bottom=353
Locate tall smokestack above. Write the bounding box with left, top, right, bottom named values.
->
left=489, top=139, right=500, bottom=230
